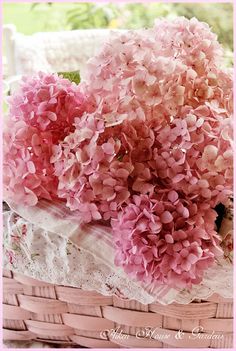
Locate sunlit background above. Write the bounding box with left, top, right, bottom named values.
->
left=3, top=1, right=233, bottom=82
left=2, top=2, right=233, bottom=44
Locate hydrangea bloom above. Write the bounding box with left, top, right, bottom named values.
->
left=8, top=72, right=85, bottom=141
left=53, top=112, right=132, bottom=219
left=111, top=194, right=222, bottom=288
left=52, top=18, right=232, bottom=288
left=152, top=17, right=223, bottom=68
left=3, top=72, right=86, bottom=206
left=82, top=17, right=229, bottom=124
left=4, top=18, right=233, bottom=289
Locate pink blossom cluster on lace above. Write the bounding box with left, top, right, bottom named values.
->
left=52, top=18, right=232, bottom=288
left=111, top=195, right=223, bottom=288
left=3, top=72, right=86, bottom=206
left=3, top=18, right=233, bottom=288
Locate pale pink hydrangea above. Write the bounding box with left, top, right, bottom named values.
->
left=82, top=17, right=230, bottom=127
left=51, top=18, right=232, bottom=289
left=153, top=17, right=223, bottom=68
left=54, top=100, right=232, bottom=221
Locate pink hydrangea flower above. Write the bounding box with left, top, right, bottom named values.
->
left=8, top=72, right=85, bottom=141
left=52, top=112, right=133, bottom=219
left=51, top=18, right=232, bottom=289
left=82, top=17, right=229, bottom=127
left=3, top=72, right=86, bottom=206
left=4, top=18, right=232, bottom=289
left=153, top=17, right=223, bottom=68
left=112, top=195, right=222, bottom=288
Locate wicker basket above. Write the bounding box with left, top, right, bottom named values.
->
left=3, top=269, right=233, bottom=348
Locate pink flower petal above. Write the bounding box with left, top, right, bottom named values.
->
left=27, top=161, right=36, bottom=174
left=165, top=234, right=174, bottom=243
left=161, top=211, right=173, bottom=224
left=172, top=174, right=185, bottom=183
left=102, top=142, right=115, bottom=155
left=168, top=190, right=178, bottom=203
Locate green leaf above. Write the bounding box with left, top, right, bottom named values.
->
left=58, top=70, right=81, bottom=85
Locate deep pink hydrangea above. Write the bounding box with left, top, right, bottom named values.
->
left=53, top=112, right=132, bottom=220
left=8, top=72, right=85, bottom=141
left=111, top=194, right=222, bottom=288
left=3, top=72, right=86, bottom=206
left=3, top=120, right=56, bottom=206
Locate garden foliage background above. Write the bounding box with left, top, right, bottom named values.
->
left=3, top=2, right=233, bottom=66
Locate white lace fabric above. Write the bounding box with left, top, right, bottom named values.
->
left=3, top=201, right=233, bottom=305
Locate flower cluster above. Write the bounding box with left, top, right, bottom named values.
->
left=112, top=194, right=222, bottom=288
left=3, top=72, right=86, bottom=205
left=4, top=18, right=233, bottom=288
left=52, top=18, right=232, bottom=287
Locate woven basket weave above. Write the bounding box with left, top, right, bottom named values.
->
left=3, top=269, right=233, bottom=348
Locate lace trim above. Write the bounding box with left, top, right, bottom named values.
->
left=3, top=211, right=233, bottom=305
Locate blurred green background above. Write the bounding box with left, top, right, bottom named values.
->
left=3, top=2, right=233, bottom=65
